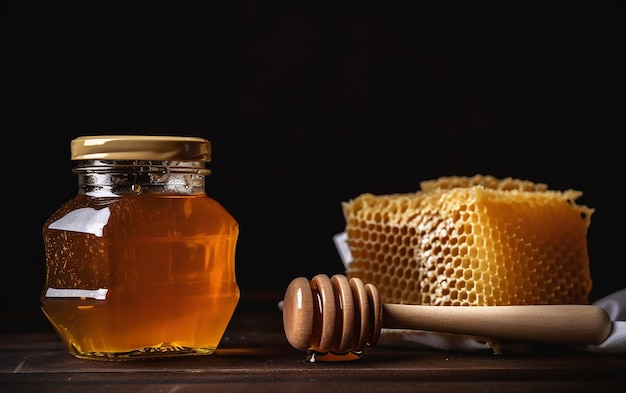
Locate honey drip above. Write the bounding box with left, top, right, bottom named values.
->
left=306, top=350, right=362, bottom=363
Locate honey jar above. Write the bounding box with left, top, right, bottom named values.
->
left=41, top=135, right=240, bottom=360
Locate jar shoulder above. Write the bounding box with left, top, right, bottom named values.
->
left=43, top=194, right=238, bottom=235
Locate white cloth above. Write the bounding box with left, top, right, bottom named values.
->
left=585, top=288, right=626, bottom=353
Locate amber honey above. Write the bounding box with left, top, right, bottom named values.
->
left=41, top=135, right=239, bottom=360
left=42, top=194, right=239, bottom=359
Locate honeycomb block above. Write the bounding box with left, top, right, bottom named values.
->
left=342, top=175, right=594, bottom=306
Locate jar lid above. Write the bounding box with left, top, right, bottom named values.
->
left=70, top=135, right=212, bottom=161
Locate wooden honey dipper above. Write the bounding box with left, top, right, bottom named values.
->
left=282, top=274, right=613, bottom=355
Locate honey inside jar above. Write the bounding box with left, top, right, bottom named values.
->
left=41, top=136, right=239, bottom=360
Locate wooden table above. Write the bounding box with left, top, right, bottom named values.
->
left=2, top=296, right=626, bottom=393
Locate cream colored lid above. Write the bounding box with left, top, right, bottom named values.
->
left=71, top=135, right=211, bottom=161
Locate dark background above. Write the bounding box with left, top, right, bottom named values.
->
left=3, top=2, right=623, bottom=331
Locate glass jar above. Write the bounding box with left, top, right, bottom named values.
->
left=41, top=135, right=240, bottom=360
